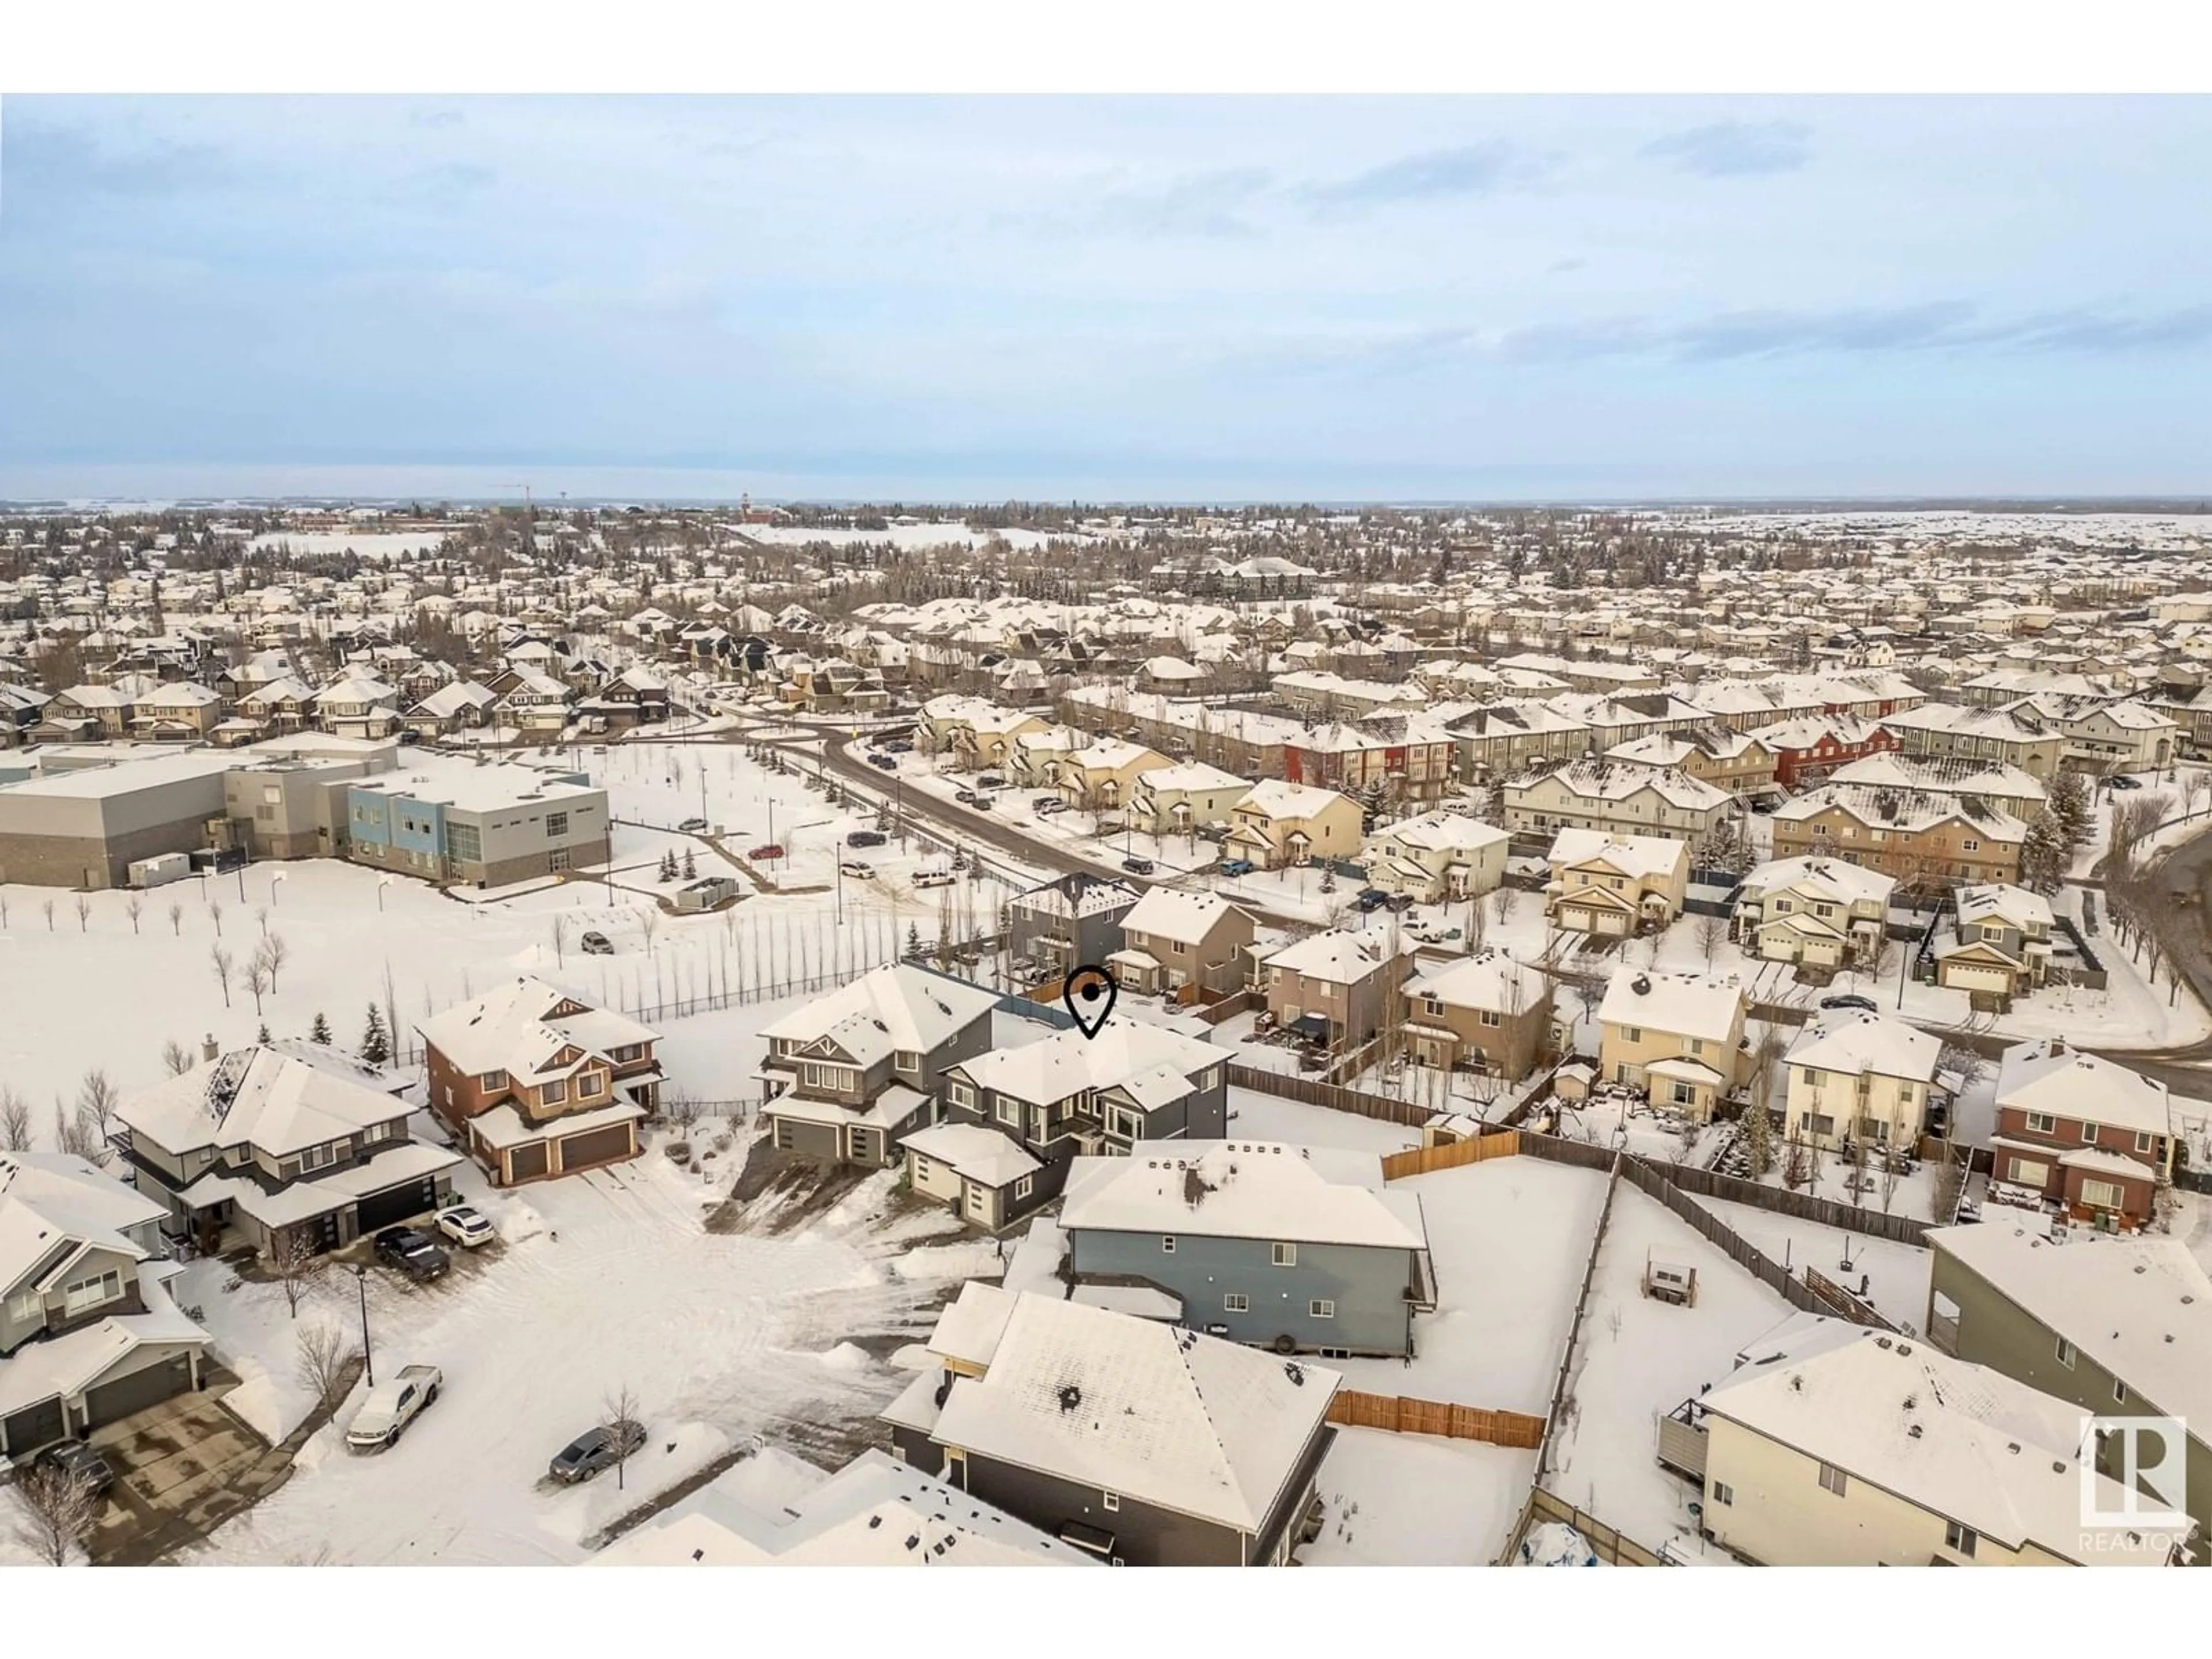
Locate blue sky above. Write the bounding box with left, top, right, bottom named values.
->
left=2, top=95, right=2207, bottom=501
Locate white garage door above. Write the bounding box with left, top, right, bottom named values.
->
left=1946, top=964, right=2012, bottom=994
left=1593, top=911, right=1628, bottom=935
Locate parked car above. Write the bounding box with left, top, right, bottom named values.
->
left=1035, top=797, right=1070, bottom=816
left=374, top=1226, right=450, bottom=1283
left=749, top=844, right=785, bottom=860
left=1819, top=994, right=1879, bottom=1013
left=868, top=753, right=899, bottom=771
left=1121, top=855, right=1156, bottom=876
left=435, top=1205, right=494, bottom=1248
left=953, top=789, right=978, bottom=805
left=969, top=796, right=993, bottom=812
left=1354, top=889, right=1391, bottom=912
left=1384, top=893, right=1415, bottom=912
left=2107, top=774, right=2143, bottom=790
left=846, top=830, right=887, bottom=847
left=548, top=1419, right=647, bottom=1484
left=37, top=1439, right=115, bottom=1501
left=1218, top=857, right=1255, bottom=877
left=347, top=1365, right=443, bottom=1453
left=579, top=930, right=615, bottom=955
left=912, top=866, right=956, bottom=889
left=1408, top=923, right=1462, bottom=944
left=839, top=860, right=873, bottom=879
left=677, top=816, right=709, bottom=833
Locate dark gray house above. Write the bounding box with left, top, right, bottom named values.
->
left=1006, top=873, right=1141, bottom=983
left=881, top=1283, right=1339, bottom=1566
left=757, top=963, right=1003, bottom=1167
left=1060, top=1141, right=1435, bottom=1358
left=940, top=1021, right=1228, bottom=1209
left=0, top=1153, right=211, bottom=1461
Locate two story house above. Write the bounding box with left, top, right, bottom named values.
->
left=758, top=964, right=1003, bottom=1168
left=494, top=669, right=575, bottom=734
left=110, top=1043, right=461, bottom=1259
left=418, top=976, right=664, bottom=1186
left=1503, top=759, right=1735, bottom=841
left=1109, top=887, right=1257, bottom=999
left=1006, top=873, right=1141, bottom=983
left=1061, top=1140, right=1435, bottom=1357
left=1223, top=780, right=1363, bottom=871
left=1986, top=1036, right=2173, bottom=1228
left=1732, top=855, right=1895, bottom=969
left=1931, top=884, right=2054, bottom=1003
left=0, top=1153, right=211, bottom=1463
left=312, top=673, right=402, bottom=740
left=1361, top=810, right=1510, bottom=904
left=1546, top=828, right=1691, bottom=936
left=1259, top=929, right=1415, bottom=1052
left=402, top=679, right=499, bottom=740
left=1127, top=760, right=1253, bottom=839
left=1782, top=1013, right=1944, bottom=1153
left=880, top=1284, right=1340, bottom=1566
left=1768, top=785, right=2027, bottom=891
left=1400, top=949, right=1554, bottom=1080
left=1596, top=970, right=1749, bottom=1119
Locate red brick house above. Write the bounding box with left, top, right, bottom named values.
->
left=1986, top=1036, right=2173, bottom=1230
left=1748, top=715, right=1902, bottom=791
left=416, top=976, right=664, bottom=1185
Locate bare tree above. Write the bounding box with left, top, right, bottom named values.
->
left=9, top=1460, right=101, bottom=1565
left=245, top=950, right=272, bottom=1017
left=41, top=898, right=54, bottom=931
left=270, top=1228, right=325, bottom=1321
left=1930, top=1147, right=1967, bottom=1224
left=125, top=895, right=143, bottom=935
left=52, top=1101, right=95, bottom=1160
left=1695, top=911, right=1727, bottom=967
left=167, top=900, right=183, bottom=936
left=160, top=1039, right=193, bottom=1076
left=601, top=1382, right=642, bottom=1492
left=73, top=895, right=89, bottom=933
left=75, top=1071, right=119, bottom=1142
left=262, top=933, right=290, bottom=993
left=1936, top=1040, right=1988, bottom=1096
left=210, top=944, right=234, bottom=1007
left=293, top=1317, right=358, bottom=1414
left=0, top=1088, right=31, bottom=1152
left=209, top=898, right=224, bottom=937
left=255, top=905, right=270, bottom=938
left=638, top=908, right=661, bottom=953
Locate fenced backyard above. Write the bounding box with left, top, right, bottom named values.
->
left=1325, top=1389, right=1545, bottom=1449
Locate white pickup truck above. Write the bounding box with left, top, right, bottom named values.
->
left=346, top=1365, right=442, bottom=1453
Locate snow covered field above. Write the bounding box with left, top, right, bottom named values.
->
left=1299, top=1427, right=1534, bottom=1567
left=181, top=1143, right=993, bottom=1565
left=1688, top=1195, right=1933, bottom=1331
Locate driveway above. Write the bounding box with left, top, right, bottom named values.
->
left=85, top=1373, right=279, bottom=1565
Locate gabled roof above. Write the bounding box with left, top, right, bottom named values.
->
left=1994, top=1039, right=2171, bottom=1137
left=1404, top=948, right=1547, bottom=1014
left=416, top=976, right=658, bottom=1084
left=759, top=963, right=1001, bottom=1055
left=1597, top=970, right=1744, bottom=1045
left=0, top=1153, right=165, bottom=1290
left=1062, top=1140, right=1424, bottom=1251
left=952, top=1021, right=1219, bottom=1109
left=116, top=1047, right=406, bottom=1159
left=1787, top=1012, right=1941, bottom=1084
left=927, top=1291, right=1340, bottom=1534
left=1548, top=827, right=1690, bottom=880
left=1119, top=886, right=1254, bottom=946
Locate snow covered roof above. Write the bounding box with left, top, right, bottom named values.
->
left=0, top=1153, right=166, bottom=1292
left=1404, top=948, right=1546, bottom=1014
left=591, top=1448, right=1094, bottom=1567
left=1547, top=827, right=1689, bottom=880
left=1995, top=1038, right=2171, bottom=1137
left=1372, top=810, right=1510, bottom=856
left=1739, top=855, right=1895, bottom=907
left=1011, top=872, right=1141, bottom=921
left=1926, top=1224, right=2212, bottom=1430
left=0, top=1286, right=209, bottom=1418
left=1956, top=883, right=2054, bottom=931
left=1597, top=970, right=1745, bottom=1045
left=1132, top=760, right=1249, bottom=794
left=1787, top=1013, right=1942, bottom=1084
left=1262, top=927, right=1407, bottom=985
left=1061, top=1141, right=1423, bottom=1252
left=902, top=1123, right=1042, bottom=1188
left=1234, top=778, right=1355, bottom=821
left=417, top=976, right=657, bottom=1085
left=117, top=1046, right=410, bottom=1159
left=952, top=1021, right=1219, bottom=1109
left=1119, top=886, right=1253, bottom=946
left=928, top=1291, right=1340, bottom=1534
left=759, top=964, right=1001, bottom=1055
left=1701, top=1324, right=2172, bottom=1564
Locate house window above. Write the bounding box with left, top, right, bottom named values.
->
left=546, top=812, right=569, bottom=837
left=1224, top=1293, right=1250, bottom=1313
left=2135, top=1131, right=2155, bottom=1154
left=1014, top=1175, right=1033, bottom=1200
left=1310, top=1300, right=1335, bottom=1319
left=2024, top=1111, right=2054, bottom=1133
left=1671, top=1082, right=1698, bottom=1108
left=1963, top=839, right=1979, bottom=852
left=2081, top=1122, right=2098, bottom=1143
left=1272, top=1243, right=1297, bottom=1268
left=1622, top=1026, right=1642, bottom=1044
left=2115, top=1378, right=2130, bottom=1405
left=1808, top=1113, right=1834, bottom=1137
left=1102, top=1493, right=1120, bottom=1513
left=1817, top=1462, right=1848, bottom=1497
left=1711, top=1482, right=1733, bottom=1507
left=2056, top=1336, right=2077, bottom=1368
left=300, top=1142, right=337, bottom=1172
left=1160, top=1236, right=1176, bottom=1254
left=803, top=1063, right=854, bottom=1093
left=480, top=1070, right=509, bottom=1090
left=896, top=1050, right=922, bottom=1074
left=2080, top=1178, right=2126, bottom=1211
left=609, top=1044, right=643, bottom=1064
left=542, top=1078, right=568, bottom=1106
left=1480, top=1009, right=1501, bottom=1027
left=62, top=1270, right=123, bottom=1315
left=948, top=1081, right=975, bottom=1109
left=576, top=1071, right=603, bottom=1099
left=996, top=1097, right=1019, bottom=1128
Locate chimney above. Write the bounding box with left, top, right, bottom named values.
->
left=200, top=1033, right=219, bottom=1062
left=2048, top=1036, right=2064, bottom=1058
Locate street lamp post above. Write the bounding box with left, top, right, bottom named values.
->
left=377, top=874, right=393, bottom=912
left=353, top=1264, right=374, bottom=1387
left=271, top=870, right=287, bottom=907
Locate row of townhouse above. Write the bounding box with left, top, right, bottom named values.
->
left=1502, top=758, right=1736, bottom=842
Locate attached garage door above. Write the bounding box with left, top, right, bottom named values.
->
left=355, top=1176, right=440, bottom=1234
left=1593, top=911, right=1628, bottom=936
left=3, top=1396, right=66, bottom=1457
left=506, top=1142, right=550, bottom=1184
left=1945, top=964, right=2012, bottom=994
left=557, top=1123, right=634, bottom=1173
left=85, top=1352, right=192, bottom=1430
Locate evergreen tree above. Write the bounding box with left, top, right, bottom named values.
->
left=361, top=1003, right=391, bottom=1066
left=256, top=1021, right=271, bottom=1044
left=2017, top=808, right=2069, bottom=895
left=682, top=848, right=697, bottom=880
left=658, top=850, right=677, bottom=882
left=906, top=921, right=922, bottom=956
left=1743, top=1100, right=1775, bottom=1179
left=2049, top=770, right=2092, bottom=851
left=310, top=1012, right=332, bottom=1044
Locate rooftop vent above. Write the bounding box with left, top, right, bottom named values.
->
left=1057, top=1384, right=1083, bottom=1414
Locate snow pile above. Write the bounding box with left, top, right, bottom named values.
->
left=1519, top=1521, right=1603, bottom=1566
left=817, top=1342, right=871, bottom=1374
left=892, top=1240, right=1003, bottom=1282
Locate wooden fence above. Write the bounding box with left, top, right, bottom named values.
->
left=1637, top=1154, right=1930, bottom=1247
left=1381, top=1131, right=1521, bottom=1181
left=1619, top=1158, right=1837, bottom=1323
left=1225, top=1063, right=1433, bottom=1128
left=1499, top=1487, right=1668, bottom=1567
left=1537, top=1149, right=1625, bottom=1484
left=1194, top=987, right=1259, bottom=1027
left=1327, top=1389, right=1544, bottom=1449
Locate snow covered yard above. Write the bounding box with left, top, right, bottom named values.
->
left=180, top=1148, right=993, bottom=1565
left=1225, top=1085, right=1419, bottom=1158
left=1329, top=1156, right=1607, bottom=1415
left=1687, top=1196, right=1933, bottom=1331
left=1298, top=1426, right=1535, bottom=1567
left=1544, top=1186, right=1794, bottom=1559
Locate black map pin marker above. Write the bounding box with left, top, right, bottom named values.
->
left=1063, top=964, right=1117, bottom=1040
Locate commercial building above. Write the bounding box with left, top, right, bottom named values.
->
left=344, top=762, right=609, bottom=887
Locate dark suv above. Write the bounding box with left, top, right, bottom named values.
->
left=375, top=1226, right=451, bottom=1283
left=846, top=830, right=888, bottom=848
left=39, top=1440, right=116, bottom=1501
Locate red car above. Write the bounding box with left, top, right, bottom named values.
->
left=749, top=844, right=785, bottom=861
